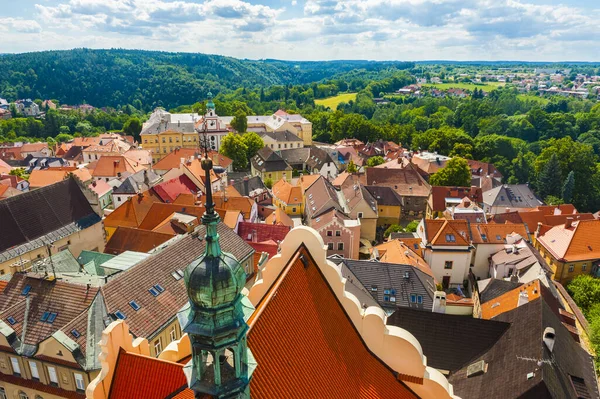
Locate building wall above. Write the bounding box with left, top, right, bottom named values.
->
left=141, top=132, right=199, bottom=161
left=423, top=248, right=472, bottom=287
left=347, top=201, right=377, bottom=243
left=317, top=163, right=338, bottom=179
left=112, top=193, right=134, bottom=208
left=534, top=241, right=595, bottom=284
left=376, top=204, right=402, bottom=226
left=273, top=197, right=303, bottom=216
left=317, top=220, right=359, bottom=260
left=263, top=138, right=303, bottom=151
left=0, top=222, right=105, bottom=275
left=470, top=243, right=505, bottom=280
left=402, top=196, right=427, bottom=218
left=251, top=167, right=289, bottom=184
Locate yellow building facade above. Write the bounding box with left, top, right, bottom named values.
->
left=141, top=131, right=199, bottom=162
left=376, top=204, right=403, bottom=226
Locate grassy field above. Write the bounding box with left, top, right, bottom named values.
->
left=517, top=94, right=550, bottom=105
left=315, top=92, right=357, bottom=109
left=423, top=82, right=504, bottom=92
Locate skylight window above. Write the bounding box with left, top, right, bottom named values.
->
left=47, top=313, right=58, bottom=323
left=445, top=234, right=456, bottom=242
left=149, top=288, right=159, bottom=297
left=171, top=271, right=182, bottom=281
left=40, top=312, right=50, bottom=322
left=496, top=235, right=502, bottom=240
left=176, top=270, right=184, bottom=278
left=71, top=329, right=81, bottom=339
left=129, top=301, right=141, bottom=311
left=7, top=316, right=16, bottom=325
left=21, top=285, right=31, bottom=296
left=115, top=311, right=127, bottom=320
left=154, top=284, right=165, bottom=293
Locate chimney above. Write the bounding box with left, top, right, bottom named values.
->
left=505, top=207, right=511, bottom=213
left=252, top=230, right=258, bottom=243
left=229, top=179, right=235, bottom=186
left=180, top=157, right=185, bottom=165
left=543, top=327, right=556, bottom=352
left=432, top=291, right=446, bottom=313
left=517, top=290, right=529, bottom=307
left=565, top=217, right=574, bottom=229
left=243, top=176, right=249, bottom=195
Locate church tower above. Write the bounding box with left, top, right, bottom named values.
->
left=177, top=138, right=255, bottom=398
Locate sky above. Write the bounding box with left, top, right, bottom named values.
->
left=0, top=0, right=599, bottom=62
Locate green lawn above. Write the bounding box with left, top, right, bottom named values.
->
left=517, top=94, right=550, bottom=105
left=423, top=82, right=504, bottom=92
left=315, top=92, right=357, bottom=109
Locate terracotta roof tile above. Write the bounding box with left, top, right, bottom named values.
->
left=104, top=227, right=175, bottom=255
left=200, top=196, right=255, bottom=219
left=247, top=249, right=418, bottom=398
left=28, top=167, right=77, bottom=188
left=366, top=164, right=430, bottom=197
left=152, top=174, right=199, bottom=203
left=91, top=155, right=144, bottom=177
left=264, top=207, right=294, bottom=227
left=470, top=223, right=528, bottom=244
left=272, top=179, right=302, bottom=205
left=537, top=219, right=600, bottom=262
left=103, top=192, right=163, bottom=229
left=152, top=148, right=199, bottom=170
left=374, top=239, right=433, bottom=278
left=428, top=186, right=482, bottom=212
left=109, top=349, right=188, bottom=399
left=425, top=219, right=471, bottom=246
left=481, top=280, right=542, bottom=319
left=238, top=222, right=290, bottom=243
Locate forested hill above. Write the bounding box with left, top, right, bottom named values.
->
left=0, top=49, right=413, bottom=110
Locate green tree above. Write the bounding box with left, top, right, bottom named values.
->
left=220, top=133, right=248, bottom=171
left=9, top=168, right=29, bottom=180
left=75, top=121, right=93, bottom=136
left=562, top=170, right=575, bottom=203
left=59, top=126, right=71, bottom=135
left=537, top=153, right=562, bottom=200
left=366, top=156, right=385, bottom=167
left=264, top=177, right=273, bottom=189
left=405, top=220, right=419, bottom=232
left=384, top=224, right=404, bottom=238
left=567, top=275, right=600, bottom=316
left=545, top=195, right=564, bottom=206
left=230, top=111, right=248, bottom=133
left=55, top=133, right=74, bottom=143
left=347, top=159, right=358, bottom=173
left=122, top=117, right=142, bottom=140
left=429, top=157, right=471, bottom=187
left=241, top=132, right=263, bottom=159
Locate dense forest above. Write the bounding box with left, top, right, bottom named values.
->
left=0, top=49, right=413, bottom=110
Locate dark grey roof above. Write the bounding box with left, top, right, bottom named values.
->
left=479, top=279, right=523, bottom=304
left=449, top=295, right=600, bottom=399
left=364, top=185, right=403, bottom=206
left=63, top=146, right=84, bottom=161
left=24, top=156, right=69, bottom=173
left=233, top=176, right=267, bottom=197
left=483, top=184, right=543, bottom=208
left=251, top=147, right=292, bottom=173
left=387, top=307, right=510, bottom=372
left=339, top=259, right=435, bottom=311
left=0, top=177, right=101, bottom=259
left=112, top=169, right=161, bottom=194
left=259, top=130, right=302, bottom=143
left=279, top=148, right=310, bottom=165
left=305, top=146, right=334, bottom=171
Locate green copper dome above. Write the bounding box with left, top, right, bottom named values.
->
left=206, top=91, right=215, bottom=110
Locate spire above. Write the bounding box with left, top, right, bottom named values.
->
left=200, top=154, right=221, bottom=257
left=206, top=91, right=215, bottom=112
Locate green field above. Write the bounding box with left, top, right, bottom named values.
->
left=315, top=92, right=357, bottom=109
left=423, top=82, right=504, bottom=92
left=517, top=94, right=550, bottom=105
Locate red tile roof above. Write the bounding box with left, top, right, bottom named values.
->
left=537, top=219, right=600, bottom=262
left=152, top=148, right=199, bottom=170
left=429, top=186, right=482, bottom=212
left=246, top=249, right=418, bottom=398
left=152, top=174, right=199, bottom=203
left=109, top=349, right=188, bottom=399
left=238, top=222, right=290, bottom=243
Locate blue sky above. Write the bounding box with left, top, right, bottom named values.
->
left=1, top=0, right=599, bottom=61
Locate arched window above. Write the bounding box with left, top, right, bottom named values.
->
left=0, top=387, right=7, bottom=399
left=19, top=392, right=29, bottom=399
left=36, top=396, right=44, bottom=399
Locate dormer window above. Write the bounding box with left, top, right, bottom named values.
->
left=445, top=234, right=456, bottom=242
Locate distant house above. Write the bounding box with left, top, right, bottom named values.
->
left=311, top=208, right=361, bottom=259
left=483, top=184, right=543, bottom=214
left=279, top=146, right=338, bottom=178
left=364, top=185, right=403, bottom=226
left=88, top=179, right=113, bottom=210
left=334, top=173, right=378, bottom=242
left=250, top=146, right=292, bottom=182
left=426, top=186, right=483, bottom=219
left=14, top=99, right=40, bottom=117
left=272, top=178, right=303, bottom=216
left=20, top=142, right=51, bottom=158
left=111, top=169, right=161, bottom=206
left=232, top=175, right=271, bottom=205
left=259, top=130, right=304, bottom=150
left=91, top=155, right=146, bottom=183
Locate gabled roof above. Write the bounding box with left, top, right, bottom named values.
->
left=103, top=191, right=163, bottom=229
left=365, top=164, right=430, bottom=197
left=21, top=142, right=48, bottom=153
left=449, top=295, right=599, bottom=399
left=101, top=224, right=254, bottom=338
left=29, top=167, right=77, bottom=188
left=423, top=219, right=471, bottom=246
left=200, top=195, right=255, bottom=220
left=272, top=178, right=302, bottom=205
left=428, top=186, right=483, bottom=212
left=237, top=222, right=290, bottom=243
left=481, top=280, right=542, bottom=319
left=374, top=239, right=433, bottom=278
left=469, top=223, right=528, bottom=244
left=251, top=146, right=292, bottom=172
left=91, top=155, right=145, bottom=177
left=364, top=185, right=403, bottom=206
left=152, top=174, right=199, bottom=203
left=104, top=227, right=175, bottom=255
left=387, top=307, right=510, bottom=372
left=478, top=279, right=523, bottom=304
left=537, top=219, right=600, bottom=262
left=112, top=169, right=161, bottom=195
left=304, top=175, right=343, bottom=219
left=339, top=258, right=436, bottom=310
left=152, top=148, right=199, bottom=170
left=245, top=248, right=419, bottom=399
left=264, top=207, right=294, bottom=228
left=0, top=177, right=100, bottom=255
left=259, top=130, right=302, bottom=143
left=232, top=175, right=268, bottom=197
left=483, top=184, right=542, bottom=209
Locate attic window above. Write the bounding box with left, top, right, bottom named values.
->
left=149, top=288, right=159, bottom=297
left=21, top=285, right=31, bottom=296
left=40, top=312, right=50, bottom=322
left=7, top=316, right=16, bottom=325
left=481, top=234, right=487, bottom=242
left=154, top=284, right=165, bottom=293
left=115, top=311, right=127, bottom=320
left=466, top=360, right=487, bottom=378
left=47, top=313, right=58, bottom=323
left=496, top=235, right=502, bottom=240
left=371, top=285, right=378, bottom=292
left=71, top=329, right=81, bottom=339
left=171, top=271, right=182, bottom=281
left=445, top=234, right=456, bottom=242
left=129, top=301, right=141, bottom=311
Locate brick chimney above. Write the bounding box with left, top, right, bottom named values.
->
left=565, top=217, right=574, bottom=229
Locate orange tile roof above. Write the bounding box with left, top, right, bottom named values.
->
left=152, top=148, right=199, bottom=170
left=374, top=239, right=434, bottom=278
left=265, top=207, right=294, bottom=227
left=137, top=203, right=223, bottom=231
left=91, top=155, right=145, bottom=177
left=481, top=280, right=542, bottom=319
left=537, top=219, right=600, bottom=262
left=200, top=195, right=255, bottom=219
left=246, top=249, right=418, bottom=398
left=298, top=173, right=321, bottom=191
left=223, top=210, right=242, bottom=229
left=470, top=223, right=528, bottom=244
left=272, top=178, right=302, bottom=205
left=104, top=226, right=175, bottom=255
left=0, top=281, right=7, bottom=293
left=103, top=192, right=164, bottom=229
left=425, top=219, right=471, bottom=246
left=28, top=167, right=77, bottom=188
left=109, top=349, right=189, bottom=399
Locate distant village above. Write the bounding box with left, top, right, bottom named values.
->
left=0, top=95, right=599, bottom=399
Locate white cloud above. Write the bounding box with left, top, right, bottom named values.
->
left=0, top=0, right=593, bottom=61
